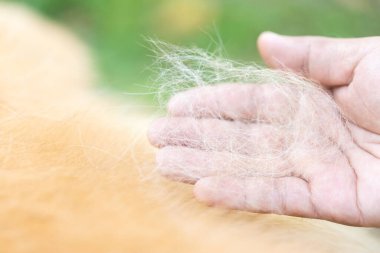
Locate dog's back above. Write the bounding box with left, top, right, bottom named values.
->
left=0, top=3, right=379, bottom=252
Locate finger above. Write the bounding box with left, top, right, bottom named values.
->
left=168, top=83, right=296, bottom=122
left=257, top=32, right=378, bottom=86
left=148, top=117, right=285, bottom=154
left=156, top=146, right=291, bottom=183
left=194, top=176, right=317, bottom=219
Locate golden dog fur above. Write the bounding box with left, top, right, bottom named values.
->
left=0, top=3, right=379, bottom=252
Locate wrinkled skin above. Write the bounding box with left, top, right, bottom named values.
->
left=148, top=33, right=380, bottom=227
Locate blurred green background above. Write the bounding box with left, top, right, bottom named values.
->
left=7, top=0, right=380, bottom=103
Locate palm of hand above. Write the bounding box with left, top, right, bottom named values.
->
left=148, top=35, right=380, bottom=227
left=323, top=49, right=380, bottom=226
left=149, top=81, right=380, bottom=227
left=257, top=34, right=380, bottom=226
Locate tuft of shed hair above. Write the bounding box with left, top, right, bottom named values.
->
left=151, top=40, right=351, bottom=179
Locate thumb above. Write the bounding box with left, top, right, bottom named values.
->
left=257, top=32, right=376, bottom=86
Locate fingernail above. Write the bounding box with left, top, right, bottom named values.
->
left=168, top=92, right=188, bottom=115
left=259, top=31, right=283, bottom=43
left=194, top=177, right=245, bottom=209
left=193, top=177, right=219, bottom=204
left=147, top=118, right=166, bottom=147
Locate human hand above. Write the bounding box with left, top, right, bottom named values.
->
left=148, top=33, right=380, bottom=227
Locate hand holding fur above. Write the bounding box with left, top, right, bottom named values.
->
left=149, top=33, right=380, bottom=227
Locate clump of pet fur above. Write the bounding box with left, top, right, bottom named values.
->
left=152, top=41, right=351, bottom=178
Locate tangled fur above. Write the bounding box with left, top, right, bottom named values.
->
left=152, top=41, right=351, bottom=179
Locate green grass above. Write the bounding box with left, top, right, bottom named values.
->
left=7, top=0, right=380, bottom=103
